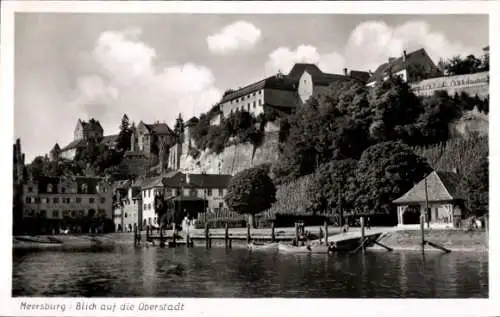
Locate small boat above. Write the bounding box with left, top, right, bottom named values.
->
left=247, top=242, right=279, bottom=251
left=278, top=243, right=330, bottom=254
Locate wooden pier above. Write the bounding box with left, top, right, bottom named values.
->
left=134, top=220, right=396, bottom=253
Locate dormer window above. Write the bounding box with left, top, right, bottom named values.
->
left=47, top=184, right=53, bottom=193
left=81, top=184, right=88, bottom=193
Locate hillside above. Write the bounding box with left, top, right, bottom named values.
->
left=180, top=132, right=279, bottom=175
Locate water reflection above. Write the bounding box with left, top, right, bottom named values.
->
left=12, top=247, right=488, bottom=298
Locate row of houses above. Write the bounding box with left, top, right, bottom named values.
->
left=112, top=171, right=232, bottom=232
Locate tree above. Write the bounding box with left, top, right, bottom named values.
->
left=355, top=141, right=432, bottom=219
left=442, top=54, right=483, bottom=76
left=225, top=166, right=276, bottom=228
left=306, top=159, right=357, bottom=225
left=461, top=154, right=488, bottom=215
left=117, top=114, right=132, bottom=151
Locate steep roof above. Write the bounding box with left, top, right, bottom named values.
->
left=161, top=172, right=232, bottom=189
left=393, top=171, right=464, bottom=204
left=144, top=122, right=174, bottom=135
left=288, top=63, right=352, bottom=86
left=102, top=134, right=119, bottom=144
left=220, top=74, right=298, bottom=103
left=349, top=70, right=371, bottom=83
left=61, top=139, right=84, bottom=152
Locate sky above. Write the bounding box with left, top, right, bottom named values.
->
left=14, top=13, right=488, bottom=162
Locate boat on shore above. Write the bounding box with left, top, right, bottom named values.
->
left=247, top=242, right=279, bottom=251
left=278, top=243, right=330, bottom=254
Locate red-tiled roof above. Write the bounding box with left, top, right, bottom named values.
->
left=393, top=171, right=464, bottom=204
left=288, top=63, right=352, bottom=86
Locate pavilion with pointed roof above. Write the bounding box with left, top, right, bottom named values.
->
left=393, top=170, right=466, bottom=229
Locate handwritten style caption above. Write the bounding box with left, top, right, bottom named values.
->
left=21, top=301, right=185, bottom=314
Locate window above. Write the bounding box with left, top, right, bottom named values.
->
left=148, top=189, right=151, bottom=197
left=258, top=99, right=262, bottom=106
left=247, top=104, right=250, bottom=111
left=28, top=187, right=33, bottom=193
left=143, top=204, right=147, bottom=210
left=35, top=197, right=41, bottom=204
left=42, top=198, right=48, bottom=204
left=52, top=210, right=59, bottom=218
left=78, top=210, right=84, bottom=217
left=66, top=198, right=71, bottom=203
left=259, top=90, right=262, bottom=95
left=100, top=197, right=106, bottom=204
left=218, top=189, right=224, bottom=196
left=63, top=210, right=70, bottom=217
left=76, top=197, right=81, bottom=203
left=81, top=184, right=88, bottom=193
left=61, top=187, right=66, bottom=193
left=125, top=213, right=128, bottom=218
left=53, top=197, right=59, bottom=203
left=219, top=202, right=224, bottom=209
left=25, top=197, right=31, bottom=204
left=207, top=188, right=212, bottom=196
left=154, top=217, right=157, bottom=224
left=89, top=197, right=95, bottom=203
left=143, top=191, right=146, bottom=198
left=165, top=188, right=171, bottom=196
left=40, top=210, right=47, bottom=217
left=47, top=184, right=53, bottom=193
left=71, top=211, right=76, bottom=217
left=189, top=188, right=197, bottom=197
left=148, top=217, right=152, bottom=225
left=253, top=101, right=256, bottom=109
left=253, top=92, right=256, bottom=97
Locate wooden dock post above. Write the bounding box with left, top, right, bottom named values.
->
left=324, top=220, right=328, bottom=245
left=360, top=216, right=366, bottom=253
left=294, top=222, right=299, bottom=246
left=271, top=222, right=276, bottom=242
left=205, top=223, right=210, bottom=249
left=159, top=226, right=165, bottom=248
left=224, top=223, right=229, bottom=248
left=146, top=225, right=150, bottom=241
left=133, top=224, right=138, bottom=246
left=228, top=238, right=232, bottom=248
left=247, top=223, right=251, bottom=245
left=186, top=230, right=191, bottom=248
left=420, top=214, right=425, bottom=249
left=171, top=223, right=177, bottom=247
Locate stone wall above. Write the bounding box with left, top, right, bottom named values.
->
left=412, top=71, right=489, bottom=99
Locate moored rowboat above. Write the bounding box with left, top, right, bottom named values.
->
left=247, top=242, right=279, bottom=251
left=278, top=243, right=330, bottom=254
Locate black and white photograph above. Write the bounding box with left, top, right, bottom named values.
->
left=1, top=1, right=498, bottom=316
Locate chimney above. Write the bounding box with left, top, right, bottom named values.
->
left=343, top=68, right=348, bottom=76
left=403, top=50, right=407, bottom=62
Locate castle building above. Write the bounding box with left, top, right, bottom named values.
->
left=21, top=176, right=113, bottom=234
left=215, top=63, right=368, bottom=124
left=60, top=119, right=104, bottom=160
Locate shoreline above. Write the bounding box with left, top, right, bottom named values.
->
left=13, top=227, right=488, bottom=253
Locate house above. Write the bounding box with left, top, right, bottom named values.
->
left=112, top=180, right=143, bottom=232
left=215, top=63, right=364, bottom=124
left=366, top=48, right=442, bottom=87
left=21, top=176, right=113, bottom=234
left=130, top=121, right=175, bottom=156
left=393, top=170, right=466, bottom=229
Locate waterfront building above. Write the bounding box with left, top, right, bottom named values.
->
left=21, top=176, right=113, bottom=234
left=112, top=180, right=143, bottom=232
left=393, top=170, right=467, bottom=229
left=138, top=171, right=231, bottom=227
left=366, top=48, right=442, bottom=87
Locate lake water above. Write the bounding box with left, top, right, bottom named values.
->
left=12, top=246, right=488, bottom=298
